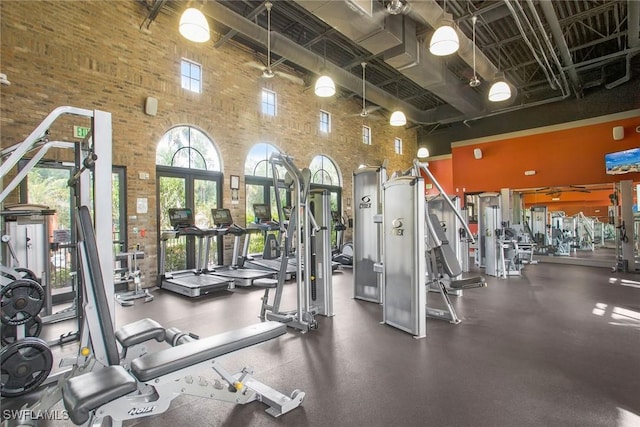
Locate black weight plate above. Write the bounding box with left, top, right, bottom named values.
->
left=1, top=279, right=45, bottom=325
left=1, top=316, right=43, bottom=346
left=0, top=337, right=53, bottom=397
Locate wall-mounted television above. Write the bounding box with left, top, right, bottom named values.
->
left=605, top=148, right=640, bottom=175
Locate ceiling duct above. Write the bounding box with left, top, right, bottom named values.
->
left=295, top=0, right=484, bottom=115
left=295, top=0, right=404, bottom=55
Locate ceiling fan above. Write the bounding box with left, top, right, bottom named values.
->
left=244, top=1, right=304, bottom=85
left=544, top=185, right=592, bottom=196
left=347, top=62, right=382, bottom=119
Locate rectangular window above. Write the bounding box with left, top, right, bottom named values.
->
left=181, top=59, right=202, bottom=93
left=320, top=110, right=331, bottom=133
left=261, top=89, right=277, bottom=116
left=394, top=137, right=403, bottom=154
left=362, top=125, right=371, bottom=145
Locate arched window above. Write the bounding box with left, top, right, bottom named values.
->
left=308, top=155, right=343, bottom=249
left=244, top=142, right=285, bottom=178
left=156, top=126, right=221, bottom=171
left=309, top=155, right=341, bottom=186
left=155, top=126, right=223, bottom=272
left=244, top=143, right=288, bottom=254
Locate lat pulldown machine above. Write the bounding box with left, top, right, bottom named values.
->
left=257, top=153, right=333, bottom=333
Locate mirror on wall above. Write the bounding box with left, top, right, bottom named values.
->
left=516, top=182, right=639, bottom=266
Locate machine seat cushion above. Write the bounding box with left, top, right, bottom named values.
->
left=450, top=276, right=487, bottom=290
left=130, top=321, right=286, bottom=382
left=62, top=365, right=137, bottom=425
left=253, top=278, right=278, bottom=288
left=116, top=318, right=165, bottom=348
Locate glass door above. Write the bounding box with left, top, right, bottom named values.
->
left=157, top=168, right=221, bottom=273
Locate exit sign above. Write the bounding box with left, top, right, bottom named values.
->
left=73, top=126, right=90, bottom=139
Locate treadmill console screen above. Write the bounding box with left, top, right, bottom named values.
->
left=212, top=208, right=233, bottom=227
left=168, top=208, right=194, bottom=229
left=253, top=204, right=272, bottom=222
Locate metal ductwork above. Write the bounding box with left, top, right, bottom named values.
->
left=294, top=0, right=485, bottom=116
left=202, top=1, right=470, bottom=124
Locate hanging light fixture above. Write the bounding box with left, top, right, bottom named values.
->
left=389, top=110, right=406, bottom=126
left=488, top=72, right=512, bottom=102
left=179, top=7, right=210, bottom=43
left=390, top=82, right=406, bottom=126
left=469, top=16, right=481, bottom=87
left=315, top=39, right=335, bottom=97
left=315, top=75, right=335, bottom=97
left=429, top=0, right=458, bottom=56
left=417, top=147, right=430, bottom=159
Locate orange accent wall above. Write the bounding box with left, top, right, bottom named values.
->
left=421, top=157, right=454, bottom=195
left=452, top=116, right=640, bottom=195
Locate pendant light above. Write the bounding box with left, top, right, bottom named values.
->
left=389, top=82, right=406, bottom=126
left=389, top=110, right=407, bottom=126
left=429, top=0, right=458, bottom=56
left=417, top=147, right=430, bottom=159
left=488, top=73, right=511, bottom=101
left=488, top=48, right=511, bottom=102
left=315, top=39, right=335, bottom=97
left=469, top=16, right=480, bottom=87
left=179, top=7, right=210, bottom=43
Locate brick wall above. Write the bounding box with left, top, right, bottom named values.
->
left=1, top=0, right=417, bottom=284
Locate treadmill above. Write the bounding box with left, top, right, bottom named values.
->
left=243, top=204, right=297, bottom=279
left=207, top=208, right=277, bottom=287
left=159, top=208, right=233, bottom=298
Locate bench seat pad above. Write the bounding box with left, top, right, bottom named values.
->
left=115, top=318, right=165, bottom=348
left=450, top=276, right=487, bottom=289
left=62, top=365, right=137, bottom=425
left=131, top=321, right=286, bottom=382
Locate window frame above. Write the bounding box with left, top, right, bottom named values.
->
left=180, top=58, right=202, bottom=94
left=362, top=125, right=371, bottom=145
left=261, top=88, right=277, bottom=116
left=394, top=137, right=403, bottom=155
left=319, top=110, right=331, bottom=133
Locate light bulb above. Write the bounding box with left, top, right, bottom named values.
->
left=389, top=110, right=407, bottom=126
left=315, top=75, right=336, bottom=97
left=179, top=8, right=210, bottom=43
left=429, top=23, right=459, bottom=56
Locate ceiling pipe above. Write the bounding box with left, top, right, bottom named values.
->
left=201, top=1, right=436, bottom=122
left=603, top=0, right=638, bottom=89
left=538, top=0, right=582, bottom=97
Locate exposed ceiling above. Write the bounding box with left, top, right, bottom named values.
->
left=142, top=0, right=639, bottom=131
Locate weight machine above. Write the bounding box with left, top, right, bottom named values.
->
left=2, top=205, right=305, bottom=425
left=258, top=153, right=333, bottom=332
left=352, top=165, right=387, bottom=303
left=377, top=160, right=486, bottom=337
left=1, top=105, right=113, bottom=397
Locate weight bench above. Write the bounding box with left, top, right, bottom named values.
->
left=426, top=214, right=486, bottom=324
left=62, top=321, right=303, bottom=425
left=54, top=207, right=305, bottom=426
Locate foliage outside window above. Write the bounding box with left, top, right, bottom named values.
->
left=156, top=126, right=221, bottom=171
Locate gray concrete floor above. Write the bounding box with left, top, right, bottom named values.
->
left=3, top=263, right=640, bottom=426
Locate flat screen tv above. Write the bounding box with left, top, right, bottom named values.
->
left=605, top=147, right=640, bottom=175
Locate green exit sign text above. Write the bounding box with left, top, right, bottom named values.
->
left=73, top=126, right=91, bottom=139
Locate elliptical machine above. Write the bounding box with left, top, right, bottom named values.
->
left=331, top=211, right=353, bottom=267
